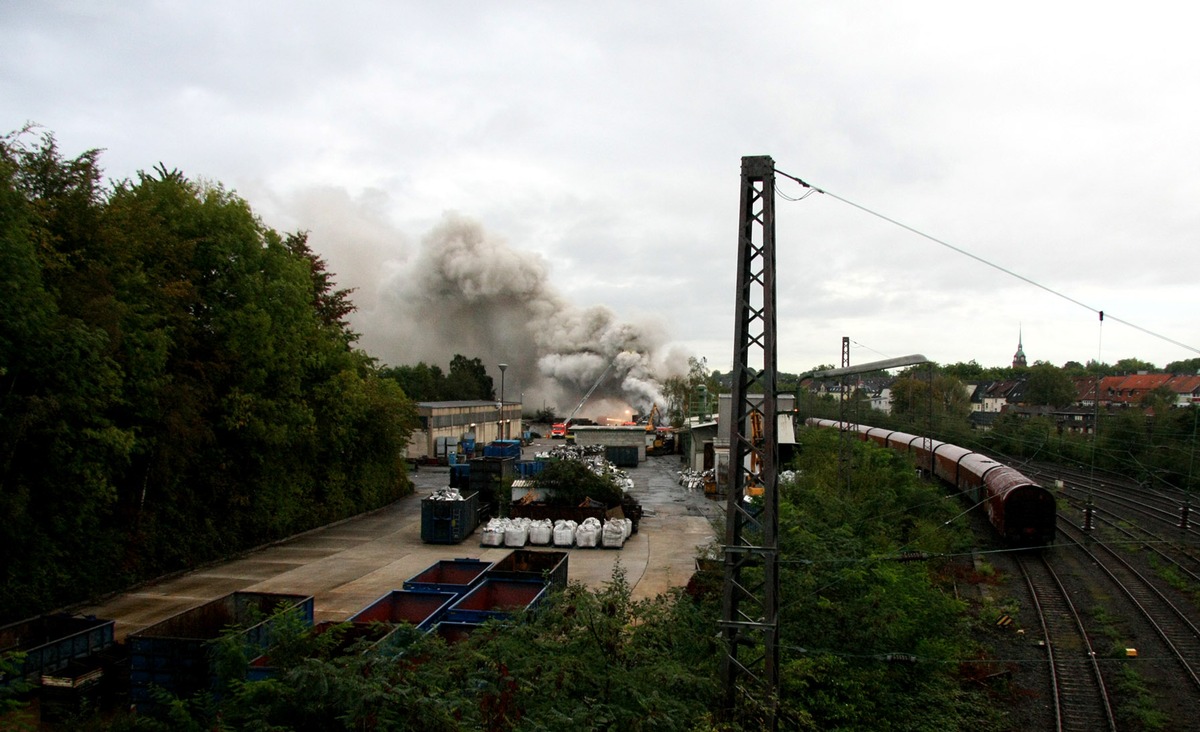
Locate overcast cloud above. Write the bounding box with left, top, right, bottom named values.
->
left=5, top=1, right=1199, bottom=390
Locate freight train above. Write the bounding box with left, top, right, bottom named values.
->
left=806, top=418, right=1056, bottom=547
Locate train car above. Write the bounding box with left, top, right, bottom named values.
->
left=980, top=466, right=1057, bottom=546
left=805, top=418, right=1055, bottom=546
left=934, top=447, right=992, bottom=503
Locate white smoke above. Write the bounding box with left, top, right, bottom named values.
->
left=288, top=203, right=687, bottom=416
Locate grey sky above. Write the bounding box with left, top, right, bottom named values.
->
left=5, top=1, right=1199, bottom=380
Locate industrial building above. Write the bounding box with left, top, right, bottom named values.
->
left=406, top=400, right=523, bottom=462
left=569, top=425, right=650, bottom=465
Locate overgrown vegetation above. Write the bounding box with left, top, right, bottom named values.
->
left=772, top=428, right=999, bottom=729
left=0, top=129, right=417, bottom=622
left=102, top=568, right=721, bottom=732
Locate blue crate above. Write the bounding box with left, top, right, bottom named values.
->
left=483, top=440, right=522, bottom=459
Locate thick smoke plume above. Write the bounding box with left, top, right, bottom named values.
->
left=352, top=213, right=686, bottom=417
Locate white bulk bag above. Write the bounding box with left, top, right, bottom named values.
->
left=480, top=518, right=507, bottom=547
left=602, top=519, right=626, bottom=548
left=553, top=520, right=578, bottom=547
left=528, top=519, right=553, bottom=546
left=504, top=518, right=530, bottom=547
left=575, top=517, right=602, bottom=548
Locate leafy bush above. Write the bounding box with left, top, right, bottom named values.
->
left=532, top=459, right=624, bottom=507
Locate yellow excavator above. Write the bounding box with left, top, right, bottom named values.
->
left=644, top=404, right=675, bottom=456
left=746, top=410, right=765, bottom=496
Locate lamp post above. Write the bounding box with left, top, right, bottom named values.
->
left=499, top=363, right=508, bottom=441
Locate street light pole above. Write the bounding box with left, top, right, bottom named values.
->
left=499, top=363, right=508, bottom=441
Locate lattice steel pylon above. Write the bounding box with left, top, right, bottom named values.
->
left=720, top=155, right=780, bottom=728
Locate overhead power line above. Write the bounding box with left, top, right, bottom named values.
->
left=774, top=168, right=1200, bottom=357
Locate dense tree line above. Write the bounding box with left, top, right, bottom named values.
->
left=0, top=130, right=416, bottom=622
left=379, top=355, right=495, bottom=402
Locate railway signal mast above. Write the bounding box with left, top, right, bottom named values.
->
left=720, top=155, right=781, bottom=727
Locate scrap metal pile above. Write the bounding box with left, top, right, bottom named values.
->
left=533, top=444, right=606, bottom=461
left=677, top=468, right=715, bottom=492
left=532, top=445, right=635, bottom=494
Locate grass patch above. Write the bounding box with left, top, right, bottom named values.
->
left=1112, top=665, right=1169, bottom=731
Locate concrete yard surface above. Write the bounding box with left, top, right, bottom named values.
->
left=80, top=445, right=723, bottom=640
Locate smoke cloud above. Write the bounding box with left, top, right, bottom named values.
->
left=293, top=204, right=688, bottom=418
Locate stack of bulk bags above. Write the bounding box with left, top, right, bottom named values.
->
left=601, top=518, right=633, bottom=548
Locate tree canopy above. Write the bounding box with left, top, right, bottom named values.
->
left=0, top=129, right=416, bottom=621
left=380, top=355, right=496, bottom=402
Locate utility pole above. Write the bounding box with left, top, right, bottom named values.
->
left=499, top=363, right=507, bottom=441
left=720, top=155, right=780, bottom=728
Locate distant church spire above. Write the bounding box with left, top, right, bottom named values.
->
left=1012, top=326, right=1027, bottom=368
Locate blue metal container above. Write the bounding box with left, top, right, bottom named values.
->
left=0, top=614, right=114, bottom=686
left=486, top=549, right=569, bottom=591
left=443, top=579, right=547, bottom=624
left=429, top=621, right=482, bottom=644
left=420, top=492, right=479, bottom=544
left=483, top=440, right=522, bottom=459
left=129, top=592, right=313, bottom=712
left=348, top=590, right=458, bottom=632
left=246, top=621, right=392, bottom=681
left=449, top=463, right=471, bottom=488
left=403, top=558, right=493, bottom=596
left=515, top=460, right=547, bottom=478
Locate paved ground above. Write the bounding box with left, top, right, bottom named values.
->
left=80, top=441, right=724, bottom=640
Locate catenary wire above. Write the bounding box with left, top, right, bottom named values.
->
left=773, top=168, right=1200, bottom=357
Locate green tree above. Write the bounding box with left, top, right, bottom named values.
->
left=0, top=129, right=416, bottom=621
left=663, top=356, right=719, bottom=427
left=532, top=458, right=623, bottom=507
left=380, top=362, right=445, bottom=401
left=889, top=372, right=971, bottom=434
left=0, top=129, right=129, bottom=614
left=447, top=354, right=495, bottom=400
left=1113, top=357, right=1158, bottom=374
left=1166, top=357, right=1200, bottom=375
left=941, top=359, right=987, bottom=380
left=1085, top=359, right=1112, bottom=376
left=1025, top=362, right=1078, bottom=407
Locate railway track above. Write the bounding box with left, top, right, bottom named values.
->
left=1021, top=462, right=1200, bottom=602
left=1022, top=462, right=1197, bottom=542
left=1017, top=553, right=1116, bottom=732
left=1058, top=521, right=1200, bottom=694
